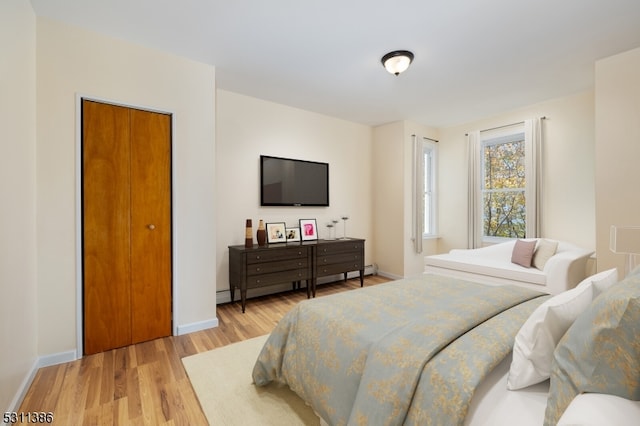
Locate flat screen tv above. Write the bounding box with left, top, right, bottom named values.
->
left=260, top=155, right=329, bottom=206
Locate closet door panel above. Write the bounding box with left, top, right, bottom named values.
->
left=82, top=100, right=132, bottom=355
left=129, top=109, right=172, bottom=344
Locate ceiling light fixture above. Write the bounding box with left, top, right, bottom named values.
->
left=381, top=50, right=414, bottom=76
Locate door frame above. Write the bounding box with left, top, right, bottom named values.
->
left=75, top=94, right=177, bottom=357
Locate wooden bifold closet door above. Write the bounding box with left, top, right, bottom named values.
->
left=82, top=99, right=172, bottom=355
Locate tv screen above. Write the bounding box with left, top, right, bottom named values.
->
left=260, top=155, right=329, bottom=206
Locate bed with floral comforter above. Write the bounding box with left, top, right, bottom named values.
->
left=252, top=274, right=550, bottom=425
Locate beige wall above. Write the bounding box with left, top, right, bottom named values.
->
left=372, top=122, right=405, bottom=277
left=437, top=91, right=596, bottom=253
left=1, top=0, right=38, bottom=413
left=215, top=90, right=373, bottom=297
left=36, top=18, right=217, bottom=356
left=372, top=121, right=439, bottom=278
left=595, top=47, right=640, bottom=274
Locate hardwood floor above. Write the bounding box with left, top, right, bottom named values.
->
left=17, top=275, right=390, bottom=425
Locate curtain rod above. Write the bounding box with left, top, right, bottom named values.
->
left=465, top=116, right=547, bottom=136
left=411, top=134, right=439, bottom=143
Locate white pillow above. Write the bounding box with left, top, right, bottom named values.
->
left=576, top=268, right=618, bottom=299
left=507, top=284, right=594, bottom=390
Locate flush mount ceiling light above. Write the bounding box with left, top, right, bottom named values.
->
left=381, top=50, right=414, bottom=76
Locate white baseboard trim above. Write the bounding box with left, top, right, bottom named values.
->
left=377, top=270, right=403, bottom=280
left=216, top=265, right=378, bottom=305
left=176, top=318, right=219, bottom=335
left=6, top=349, right=78, bottom=421
left=6, top=358, right=38, bottom=418
left=38, top=350, right=78, bottom=368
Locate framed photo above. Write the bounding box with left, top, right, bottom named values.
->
left=266, top=222, right=287, bottom=243
left=299, top=219, right=318, bottom=241
left=285, top=227, right=301, bottom=242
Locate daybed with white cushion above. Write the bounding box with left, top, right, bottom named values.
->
left=424, top=239, right=594, bottom=294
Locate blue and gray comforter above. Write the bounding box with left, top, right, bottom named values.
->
left=252, top=274, right=549, bottom=425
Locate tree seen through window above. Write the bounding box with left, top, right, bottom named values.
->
left=482, top=138, right=526, bottom=238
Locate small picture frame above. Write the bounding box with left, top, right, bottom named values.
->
left=266, top=222, right=287, bottom=244
left=286, top=227, right=301, bottom=242
left=299, top=219, right=318, bottom=241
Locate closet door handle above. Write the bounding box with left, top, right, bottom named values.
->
left=147, top=224, right=156, bottom=230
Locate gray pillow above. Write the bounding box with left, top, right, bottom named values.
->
left=544, top=273, right=640, bottom=426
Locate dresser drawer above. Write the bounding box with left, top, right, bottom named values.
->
left=317, top=252, right=362, bottom=266
left=247, top=269, right=310, bottom=288
left=245, top=247, right=309, bottom=264
left=247, top=258, right=308, bottom=275
left=317, top=260, right=364, bottom=277
left=316, top=241, right=364, bottom=256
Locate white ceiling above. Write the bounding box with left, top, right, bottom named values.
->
left=29, top=0, right=640, bottom=127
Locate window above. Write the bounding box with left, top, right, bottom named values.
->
left=413, top=136, right=438, bottom=253
left=467, top=119, right=541, bottom=248
left=481, top=131, right=526, bottom=239
left=423, top=141, right=437, bottom=236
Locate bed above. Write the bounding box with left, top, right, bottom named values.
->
left=252, top=268, right=640, bottom=425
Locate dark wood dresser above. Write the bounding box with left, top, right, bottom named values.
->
left=228, top=238, right=365, bottom=312
left=313, top=238, right=365, bottom=296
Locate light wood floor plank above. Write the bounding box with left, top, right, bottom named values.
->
left=17, top=276, right=390, bottom=424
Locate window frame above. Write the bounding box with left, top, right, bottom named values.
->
left=479, top=126, right=527, bottom=244
left=422, top=140, right=438, bottom=238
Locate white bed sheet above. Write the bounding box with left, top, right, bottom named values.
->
left=466, top=353, right=549, bottom=426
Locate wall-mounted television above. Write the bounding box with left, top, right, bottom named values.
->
left=260, top=155, right=329, bottom=206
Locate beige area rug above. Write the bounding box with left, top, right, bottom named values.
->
left=182, top=335, right=321, bottom=426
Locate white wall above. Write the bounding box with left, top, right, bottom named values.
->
left=595, top=47, right=640, bottom=274
left=1, top=0, right=38, bottom=413
left=437, top=91, right=596, bottom=253
left=36, top=18, right=217, bottom=356
left=215, top=90, right=373, bottom=298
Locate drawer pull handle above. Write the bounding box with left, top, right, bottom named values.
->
left=256, top=267, right=261, bottom=272
left=256, top=255, right=261, bottom=260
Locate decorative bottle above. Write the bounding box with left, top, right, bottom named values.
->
left=245, top=219, right=253, bottom=248
left=257, top=220, right=267, bottom=247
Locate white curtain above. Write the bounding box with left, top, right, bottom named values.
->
left=524, top=118, right=543, bottom=238
left=467, top=131, right=481, bottom=248
left=413, top=134, right=424, bottom=253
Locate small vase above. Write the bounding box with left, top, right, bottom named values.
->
left=257, top=220, right=267, bottom=247
left=245, top=219, right=253, bottom=248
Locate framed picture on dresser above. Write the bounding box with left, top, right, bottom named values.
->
left=266, top=222, right=287, bottom=243
left=299, top=219, right=318, bottom=241
left=286, top=227, right=301, bottom=242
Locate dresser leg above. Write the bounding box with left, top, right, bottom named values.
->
left=240, top=289, right=247, bottom=313
left=359, top=270, right=364, bottom=287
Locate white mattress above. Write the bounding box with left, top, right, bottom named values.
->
left=466, top=353, right=549, bottom=426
